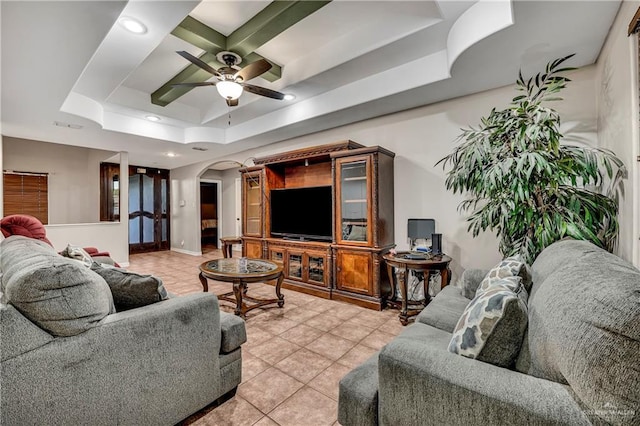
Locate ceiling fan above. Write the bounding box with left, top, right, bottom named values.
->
left=173, top=51, right=285, bottom=107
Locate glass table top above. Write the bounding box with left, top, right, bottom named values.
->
left=201, top=258, right=278, bottom=275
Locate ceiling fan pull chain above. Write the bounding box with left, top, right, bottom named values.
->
left=228, top=106, right=232, bottom=127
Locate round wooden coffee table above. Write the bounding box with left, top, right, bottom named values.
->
left=383, top=252, right=452, bottom=325
left=199, top=257, right=284, bottom=318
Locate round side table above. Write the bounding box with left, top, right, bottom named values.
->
left=383, top=252, right=452, bottom=325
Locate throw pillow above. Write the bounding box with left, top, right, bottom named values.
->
left=449, top=277, right=528, bottom=367
left=1, top=236, right=115, bottom=337
left=0, top=214, right=52, bottom=246
left=60, top=244, right=93, bottom=268
left=91, top=263, right=168, bottom=311
left=476, top=256, right=532, bottom=296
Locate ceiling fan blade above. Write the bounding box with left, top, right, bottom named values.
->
left=242, top=83, right=285, bottom=100
left=226, top=98, right=239, bottom=107
left=171, top=82, right=217, bottom=87
left=176, top=51, right=221, bottom=77
left=234, top=59, right=272, bottom=82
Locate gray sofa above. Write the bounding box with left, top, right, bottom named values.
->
left=0, top=236, right=246, bottom=425
left=339, top=239, right=640, bottom=425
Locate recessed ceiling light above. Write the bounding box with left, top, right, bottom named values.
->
left=118, top=17, right=147, bottom=34
left=166, top=152, right=177, bottom=158
left=145, top=115, right=161, bottom=122
left=283, top=94, right=295, bottom=101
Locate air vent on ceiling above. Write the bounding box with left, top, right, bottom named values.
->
left=192, top=147, right=208, bottom=151
left=53, top=121, right=83, bottom=129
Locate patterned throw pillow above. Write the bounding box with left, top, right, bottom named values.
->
left=60, top=244, right=93, bottom=268
left=476, top=256, right=532, bottom=296
left=449, top=277, right=529, bottom=367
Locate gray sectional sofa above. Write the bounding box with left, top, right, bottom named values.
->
left=339, top=239, right=640, bottom=425
left=0, top=236, right=246, bottom=425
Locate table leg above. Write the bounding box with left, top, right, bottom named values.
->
left=275, top=273, right=285, bottom=307
left=397, top=267, right=409, bottom=326
left=199, top=272, right=209, bottom=292
left=423, top=271, right=432, bottom=305
left=441, top=267, right=451, bottom=289
left=386, top=262, right=396, bottom=303
left=232, top=280, right=245, bottom=317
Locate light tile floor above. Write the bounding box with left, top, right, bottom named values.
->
left=128, top=249, right=405, bottom=426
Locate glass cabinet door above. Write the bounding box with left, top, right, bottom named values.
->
left=243, top=173, right=262, bottom=237
left=270, top=248, right=285, bottom=264
left=308, top=254, right=326, bottom=284
left=287, top=253, right=303, bottom=280
left=337, top=156, right=371, bottom=244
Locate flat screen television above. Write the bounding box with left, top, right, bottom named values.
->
left=270, top=186, right=333, bottom=241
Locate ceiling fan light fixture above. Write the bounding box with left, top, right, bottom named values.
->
left=283, top=94, right=296, bottom=101
left=216, top=81, right=243, bottom=100
left=118, top=16, right=147, bottom=34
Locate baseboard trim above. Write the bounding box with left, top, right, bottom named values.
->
left=117, top=262, right=130, bottom=268
left=171, top=248, right=202, bottom=256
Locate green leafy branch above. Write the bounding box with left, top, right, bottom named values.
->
left=437, top=54, right=626, bottom=263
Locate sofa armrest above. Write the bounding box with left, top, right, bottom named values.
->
left=378, top=336, right=592, bottom=426
left=459, top=268, right=489, bottom=299
left=100, top=292, right=220, bottom=335
left=219, top=312, right=246, bottom=353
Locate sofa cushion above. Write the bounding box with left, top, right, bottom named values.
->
left=416, top=285, right=470, bottom=333
left=0, top=303, right=54, bottom=361
left=449, top=277, right=528, bottom=367
left=521, top=239, right=640, bottom=424
left=459, top=268, right=490, bottom=299
left=1, top=236, right=115, bottom=337
left=90, top=263, right=168, bottom=311
left=477, top=257, right=532, bottom=295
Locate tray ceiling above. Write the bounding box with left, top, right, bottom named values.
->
left=0, top=1, right=621, bottom=169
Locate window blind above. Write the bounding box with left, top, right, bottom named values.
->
left=3, top=172, right=49, bottom=224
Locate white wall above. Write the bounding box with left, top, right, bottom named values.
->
left=221, top=168, right=242, bottom=239
left=170, top=65, right=598, bottom=280
left=2, top=136, right=115, bottom=224
left=45, top=151, right=129, bottom=265
left=0, top=143, right=130, bottom=265
left=0, top=136, right=3, bottom=218
left=595, top=0, right=640, bottom=266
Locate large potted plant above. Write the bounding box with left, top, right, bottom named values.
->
left=438, top=54, right=625, bottom=263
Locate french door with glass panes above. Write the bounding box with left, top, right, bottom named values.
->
left=128, top=166, right=170, bottom=253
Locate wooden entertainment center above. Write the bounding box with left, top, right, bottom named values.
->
left=240, top=140, right=395, bottom=310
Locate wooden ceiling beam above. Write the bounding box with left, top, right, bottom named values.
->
left=151, top=0, right=331, bottom=106
left=226, top=1, right=331, bottom=57
left=172, top=15, right=226, bottom=52
left=152, top=52, right=220, bottom=106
